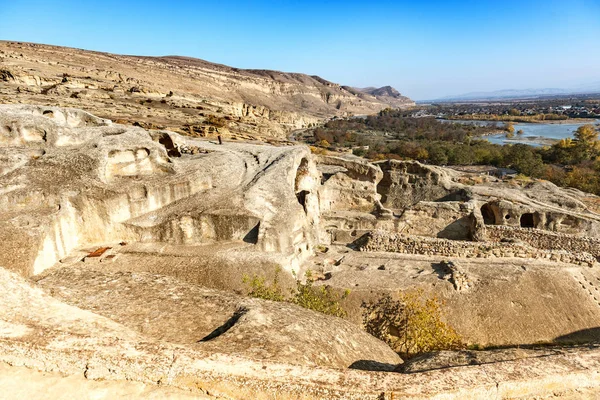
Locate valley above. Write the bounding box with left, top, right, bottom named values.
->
left=1, top=41, right=600, bottom=399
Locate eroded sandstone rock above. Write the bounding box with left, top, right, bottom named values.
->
left=34, top=267, right=401, bottom=369
left=0, top=105, right=321, bottom=277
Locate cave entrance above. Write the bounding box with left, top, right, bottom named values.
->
left=155, top=132, right=181, bottom=157
left=243, top=222, right=260, bottom=244
left=480, top=204, right=496, bottom=225
left=296, top=190, right=309, bottom=214
left=295, top=158, right=311, bottom=214
left=520, top=213, right=535, bottom=228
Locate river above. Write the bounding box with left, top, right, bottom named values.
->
left=440, top=119, right=600, bottom=147
left=486, top=120, right=600, bottom=147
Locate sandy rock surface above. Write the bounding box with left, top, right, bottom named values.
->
left=35, top=267, right=401, bottom=369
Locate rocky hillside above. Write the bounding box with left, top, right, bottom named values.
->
left=0, top=41, right=414, bottom=141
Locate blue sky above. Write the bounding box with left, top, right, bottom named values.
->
left=1, top=0, right=599, bottom=100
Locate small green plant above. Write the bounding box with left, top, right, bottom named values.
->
left=242, top=269, right=349, bottom=318
left=361, top=289, right=463, bottom=359
left=242, top=268, right=285, bottom=302
left=292, top=271, right=349, bottom=318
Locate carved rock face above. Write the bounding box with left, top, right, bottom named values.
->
left=0, top=105, right=321, bottom=277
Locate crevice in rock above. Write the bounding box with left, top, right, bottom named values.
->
left=198, top=308, right=247, bottom=342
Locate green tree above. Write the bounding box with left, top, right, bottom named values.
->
left=427, top=144, right=449, bottom=165
left=505, top=122, right=515, bottom=133
left=362, top=289, right=462, bottom=359
left=566, top=166, right=600, bottom=195
left=504, top=144, right=544, bottom=177
left=574, top=124, right=599, bottom=145
left=570, top=124, right=600, bottom=163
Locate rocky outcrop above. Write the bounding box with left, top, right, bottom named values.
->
left=0, top=104, right=321, bottom=277
left=352, top=86, right=415, bottom=108
left=375, top=160, right=464, bottom=210
left=485, top=225, right=600, bottom=260
left=317, top=154, right=385, bottom=214
left=4, top=265, right=600, bottom=399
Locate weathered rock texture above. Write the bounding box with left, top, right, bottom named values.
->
left=486, top=225, right=600, bottom=259
left=321, top=157, right=600, bottom=244
left=3, top=104, right=600, bottom=398
left=310, top=250, right=600, bottom=347
left=0, top=41, right=414, bottom=142
left=3, top=267, right=600, bottom=399
left=34, top=267, right=401, bottom=369
left=376, top=160, right=459, bottom=210
left=0, top=104, right=321, bottom=277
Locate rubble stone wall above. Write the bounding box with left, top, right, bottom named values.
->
left=486, top=225, right=600, bottom=259
left=357, top=230, right=598, bottom=267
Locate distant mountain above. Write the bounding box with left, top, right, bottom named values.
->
left=434, top=84, right=600, bottom=102
left=351, top=86, right=415, bottom=108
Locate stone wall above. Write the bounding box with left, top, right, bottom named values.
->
left=356, top=230, right=598, bottom=267
left=486, top=225, right=600, bottom=260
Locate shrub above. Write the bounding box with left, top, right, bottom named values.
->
left=361, top=289, right=462, bottom=359
left=310, top=146, right=328, bottom=155
left=352, top=148, right=367, bottom=157
left=206, top=114, right=226, bottom=128
left=242, top=269, right=285, bottom=302
left=243, top=269, right=349, bottom=318
left=292, top=271, right=349, bottom=318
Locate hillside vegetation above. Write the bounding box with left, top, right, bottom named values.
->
left=309, top=109, right=600, bottom=195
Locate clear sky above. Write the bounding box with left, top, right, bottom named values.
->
left=1, top=0, right=600, bottom=100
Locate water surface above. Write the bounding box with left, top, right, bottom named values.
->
left=486, top=120, right=599, bottom=147
left=441, top=119, right=600, bottom=147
